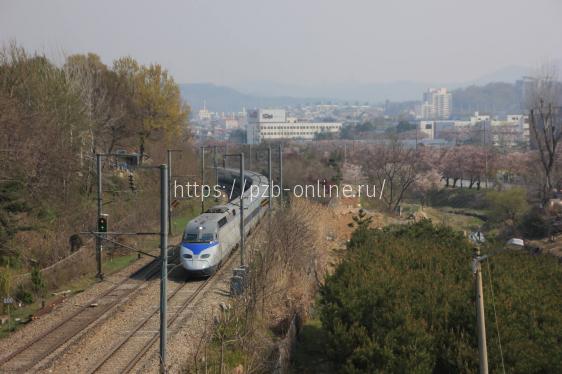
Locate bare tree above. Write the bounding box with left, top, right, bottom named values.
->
left=527, top=65, right=562, bottom=202
left=361, top=139, right=419, bottom=211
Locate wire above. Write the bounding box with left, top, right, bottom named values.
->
left=486, top=259, right=506, bottom=374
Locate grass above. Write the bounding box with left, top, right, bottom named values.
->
left=103, top=253, right=138, bottom=274
left=360, top=195, right=486, bottom=233
left=0, top=253, right=138, bottom=339
left=0, top=303, right=38, bottom=338
left=422, top=206, right=485, bottom=232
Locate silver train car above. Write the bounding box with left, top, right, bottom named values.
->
left=179, top=168, right=269, bottom=276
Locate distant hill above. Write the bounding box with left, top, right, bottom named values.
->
left=451, top=82, right=523, bottom=116
left=180, top=65, right=554, bottom=113
left=468, top=65, right=531, bottom=86
left=232, top=65, right=535, bottom=103
left=179, top=83, right=330, bottom=113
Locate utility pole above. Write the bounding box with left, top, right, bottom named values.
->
left=167, top=149, right=182, bottom=235
left=473, top=247, right=489, bottom=374
left=167, top=150, right=172, bottom=235
left=96, top=154, right=103, bottom=280
left=213, top=146, right=218, bottom=187
left=239, top=153, right=245, bottom=266
left=279, top=143, right=283, bottom=204
left=223, top=153, right=246, bottom=265
left=159, top=164, right=169, bottom=373
left=483, top=121, right=488, bottom=190
left=268, top=146, right=272, bottom=211
left=200, top=147, right=205, bottom=213
left=248, top=144, right=252, bottom=172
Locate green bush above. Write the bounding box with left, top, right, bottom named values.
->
left=319, top=220, right=562, bottom=373
left=486, top=188, right=529, bottom=224
left=428, top=188, right=487, bottom=209
left=31, top=266, right=46, bottom=298
left=15, top=286, right=33, bottom=304
left=518, top=208, right=548, bottom=239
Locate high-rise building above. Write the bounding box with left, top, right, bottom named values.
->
left=197, top=100, right=212, bottom=121
left=420, top=88, right=452, bottom=120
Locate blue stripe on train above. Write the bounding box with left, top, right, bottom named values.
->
left=181, top=242, right=218, bottom=255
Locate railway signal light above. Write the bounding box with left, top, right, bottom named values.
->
left=98, top=216, right=107, bottom=233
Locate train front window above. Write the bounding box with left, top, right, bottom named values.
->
left=183, top=232, right=215, bottom=243
left=183, top=233, right=198, bottom=242
left=201, top=233, right=215, bottom=242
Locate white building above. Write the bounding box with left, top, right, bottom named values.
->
left=419, top=112, right=529, bottom=147
left=419, top=120, right=464, bottom=140
left=246, top=109, right=342, bottom=144
left=470, top=112, right=490, bottom=124
left=197, top=101, right=213, bottom=121
left=420, top=88, right=452, bottom=120
left=223, top=118, right=240, bottom=130
left=491, top=114, right=529, bottom=147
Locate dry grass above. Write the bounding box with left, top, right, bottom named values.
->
left=189, top=198, right=351, bottom=373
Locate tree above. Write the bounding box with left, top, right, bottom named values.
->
left=359, top=139, right=419, bottom=211
left=133, top=63, right=187, bottom=161
left=527, top=65, right=562, bottom=202
left=228, top=129, right=246, bottom=143
left=396, top=120, right=416, bottom=133
left=486, top=187, right=529, bottom=225
left=64, top=53, right=139, bottom=156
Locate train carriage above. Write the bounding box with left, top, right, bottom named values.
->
left=179, top=168, right=269, bottom=276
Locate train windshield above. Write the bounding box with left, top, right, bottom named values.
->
left=183, top=232, right=215, bottom=243
left=201, top=233, right=214, bottom=242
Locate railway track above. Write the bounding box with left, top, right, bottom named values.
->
left=0, top=254, right=164, bottom=373
left=86, top=252, right=237, bottom=374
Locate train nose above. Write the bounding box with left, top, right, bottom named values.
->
left=185, top=259, right=211, bottom=270
left=180, top=243, right=216, bottom=271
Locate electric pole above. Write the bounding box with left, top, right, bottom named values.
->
left=96, top=154, right=103, bottom=280
left=248, top=144, right=252, bottom=172
left=239, top=153, right=245, bottom=266
left=268, top=146, right=272, bottom=211
left=159, top=164, right=169, bottom=372
left=213, top=146, right=218, bottom=187
left=223, top=153, right=246, bottom=266
left=279, top=143, right=283, bottom=204
left=473, top=247, right=489, bottom=374
left=167, top=150, right=172, bottom=235
left=167, top=149, right=183, bottom=235
left=484, top=123, right=489, bottom=189
left=200, top=147, right=205, bottom=213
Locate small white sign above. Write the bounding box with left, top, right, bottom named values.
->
left=3, top=297, right=14, bottom=305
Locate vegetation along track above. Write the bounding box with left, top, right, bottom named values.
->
left=86, top=251, right=237, bottom=374
left=0, top=253, right=165, bottom=373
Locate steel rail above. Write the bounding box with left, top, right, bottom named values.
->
left=0, top=252, right=163, bottom=372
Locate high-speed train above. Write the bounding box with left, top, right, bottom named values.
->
left=179, top=167, right=269, bottom=276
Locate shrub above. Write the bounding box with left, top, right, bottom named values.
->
left=319, top=220, right=562, bottom=373
left=31, top=266, right=46, bottom=298
left=486, top=188, right=529, bottom=224
left=518, top=208, right=548, bottom=239
left=15, top=286, right=33, bottom=304
left=428, top=188, right=487, bottom=209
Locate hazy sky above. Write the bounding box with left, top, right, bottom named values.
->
left=2, top=0, right=561, bottom=87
